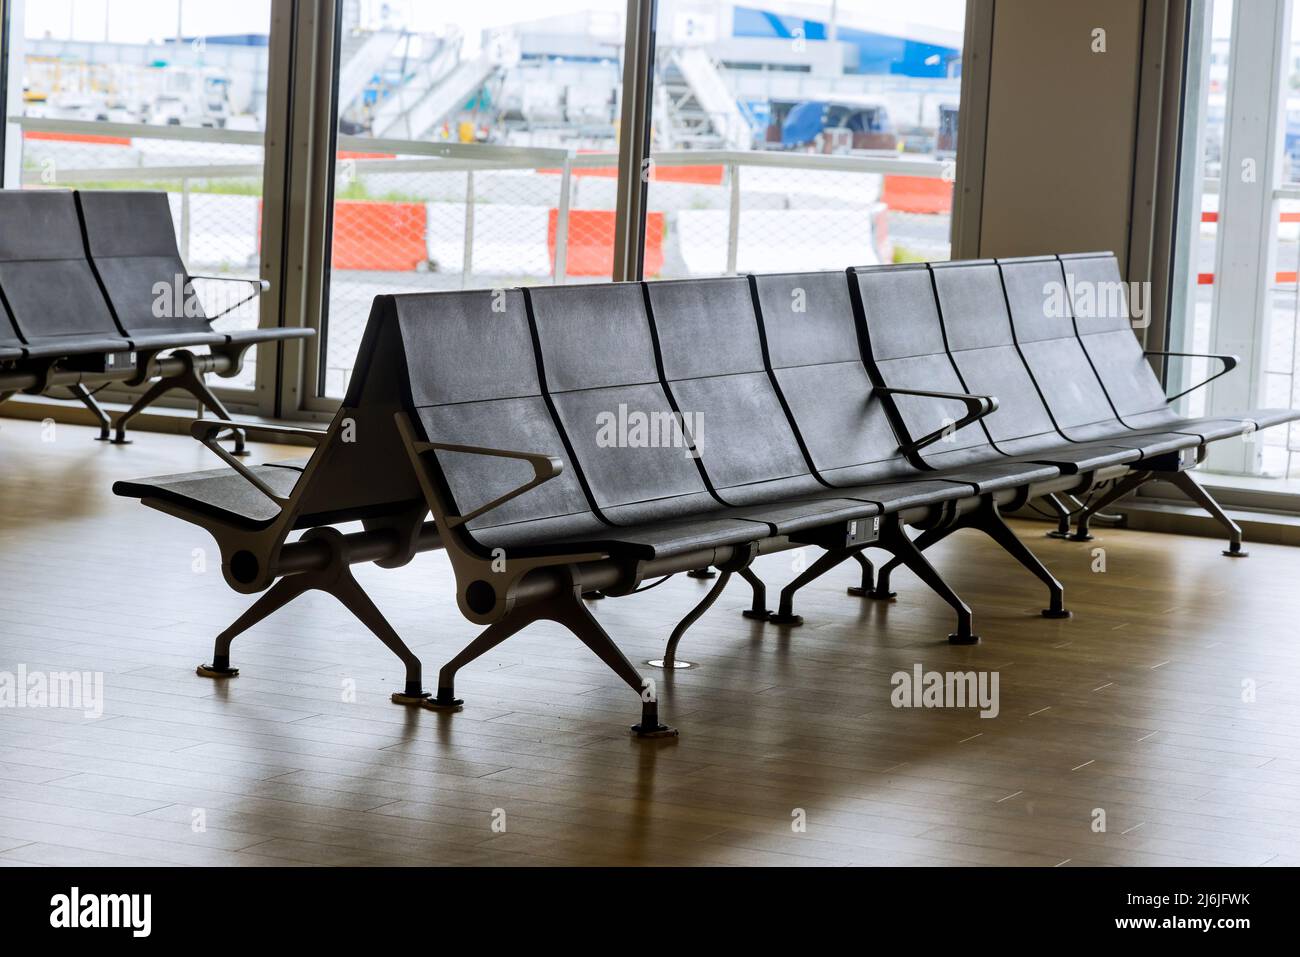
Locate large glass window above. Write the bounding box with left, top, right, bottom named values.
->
left=1172, top=0, right=1300, bottom=486
left=1265, top=3, right=1300, bottom=480
left=316, top=0, right=968, bottom=399
left=3, top=0, right=274, bottom=392
left=318, top=0, right=629, bottom=399
left=646, top=0, right=966, bottom=279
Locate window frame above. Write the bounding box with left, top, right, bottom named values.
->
left=0, top=0, right=300, bottom=422
left=0, top=0, right=989, bottom=425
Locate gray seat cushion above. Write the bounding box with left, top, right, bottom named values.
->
left=113, top=464, right=304, bottom=528
left=119, top=330, right=228, bottom=351
left=18, top=334, right=134, bottom=360
left=473, top=510, right=772, bottom=561
left=838, top=477, right=979, bottom=513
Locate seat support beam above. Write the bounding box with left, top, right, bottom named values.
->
left=738, top=565, right=772, bottom=619
left=426, top=568, right=676, bottom=738
left=197, top=527, right=428, bottom=703
left=846, top=550, right=875, bottom=596
left=1043, top=492, right=1072, bottom=538
left=1069, top=471, right=1152, bottom=541
left=67, top=383, right=112, bottom=441
left=873, top=498, right=1069, bottom=618
left=1166, top=469, right=1248, bottom=557
left=877, top=515, right=978, bottom=643
left=769, top=546, right=861, bottom=626
left=762, top=515, right=978, bottom=643
left=1066, top=466, right=1246, bottom=556
left=111, top=350, right=248, bottom=454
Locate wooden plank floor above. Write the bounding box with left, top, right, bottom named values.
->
left=2, top=415, right=1299, bottom=867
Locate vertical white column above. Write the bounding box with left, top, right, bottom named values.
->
left=1205, top=0, right=1293, bottom=474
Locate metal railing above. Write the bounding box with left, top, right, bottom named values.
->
left=12, top=114, right=951, bottom=270
left=9, top=115, right=955, bottom=395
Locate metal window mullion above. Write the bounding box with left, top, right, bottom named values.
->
left=1168, top=0, right=1214, bottom=390
left=2, top=2, right=31, bottom=188
left=1127, top=0, right=1175, bottom=350
left=0, top=0, right=14, bottom=183
left=259, top=0, right=303, bottom=418
left=612, top=0, right=658, bottom=282
left=949, top=0, right=993, bottom=260
left=275, top=0, right=338, bottom=417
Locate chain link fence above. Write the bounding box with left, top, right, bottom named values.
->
left=11, top=119, right=955, bottom=403
left=320, top=147, right=951, bottom=396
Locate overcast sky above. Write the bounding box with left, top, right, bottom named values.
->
left=34, top=1, right=1290, bottom=48
left=23, top=0, right=271, bottom=42
left=23, top=0, right=969, bottom=43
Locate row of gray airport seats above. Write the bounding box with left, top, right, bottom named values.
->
left=114, top=254, right=1299, bottom=737
left=0, top=190, right=312, bottom=450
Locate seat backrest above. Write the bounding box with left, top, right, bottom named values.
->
left=930, top=259, right=1067, bottom=449
left=850, top=262, right=997, bottom=469
left=0, top=296, right=24, bottom=356
left=526, top=282, right=722, bottom=525
left=0, top=190, right=124, bottom=344
left=285, top=295, right=424, bottom=525
left=1058, top=251, right=1169, bottom=420
left=75, top=190, right=216, bottom=339
left=749, top=270, right=912, bottom=486
left=644, top=276, right=825, bottom=505
left=999, top=255, right=1121, bottom=433
left=386, top=288, right=597, bottom=540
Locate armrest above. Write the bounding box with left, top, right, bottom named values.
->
left=407, top=438, right=564, bottom=528
left=188, top=275, right=271, bottom=319
left=1144, top=351, right=1238, bottom=404
left=190, top=418, right=329, bottom=507
left=877, top=386, right=998, bottom=456
left=189, top=275, right=272, bottom=291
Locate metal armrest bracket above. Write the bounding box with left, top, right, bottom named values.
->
left=190, top=418, right=330, bottom=510
left=878, top=386, right=999, bottom=455
left=1144, top=350, right=1238, bottom=405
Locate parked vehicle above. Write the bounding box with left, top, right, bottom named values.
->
left=780, top=97, right=897, bottom=152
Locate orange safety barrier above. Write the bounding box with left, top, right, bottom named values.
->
left=257, top=199, right=429, bottom=271
left=24, top=130, right=131, bottom=147
left=1195, top=208, right=1300, bottom=283
left=337, top=150, right=397, bottom=161
left=548, top=209, right=665, bottom=277
left=882, top=175, right=953, bottom=214
left=331, top=201, right=428, bottom=271
left=540, top=153, right=724, bottom=186
left=646, top=165, right=725, bottom=185
left=1201, top=210, right=1300, bottom=223
left=1198, top=271, right=1296, bottom=284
